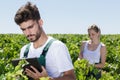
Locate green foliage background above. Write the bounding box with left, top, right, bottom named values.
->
left=0, top=34, right=120, bottom=80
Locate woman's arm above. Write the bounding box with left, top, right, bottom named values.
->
left=78, top=41, right=86, bottom=59
left=95, top=45, right=107, bottom=68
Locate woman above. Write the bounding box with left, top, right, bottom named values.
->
left=79, top=24, right=107, bottom=79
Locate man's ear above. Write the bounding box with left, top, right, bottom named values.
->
left=38, top=19, right=43, bottom=27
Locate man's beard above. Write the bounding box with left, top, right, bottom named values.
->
left=27, top=27, right=42, bottom=42
left=28, top=32, right=41, bottom=42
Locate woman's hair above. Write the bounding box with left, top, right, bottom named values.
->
left=88, top=24, right=101, bottom=33
left=14, top=2, right=41, bottom=25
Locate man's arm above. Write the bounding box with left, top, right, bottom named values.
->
left=51, top=69, right=76, bottom=80
left=25, top=66, right=76, bottom=80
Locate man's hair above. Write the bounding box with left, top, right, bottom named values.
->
left=14, top=2, right=41, bottom=25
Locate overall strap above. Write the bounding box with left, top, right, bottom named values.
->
left=38, top=39, right=55, bottom=67
left=24, top=43, right=31, bottom=58
left=23, top=39, right=55, bottom=67
left=42, top=39, right=55, bottom=57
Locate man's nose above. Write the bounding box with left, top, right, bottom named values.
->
left=25, top=28, right=31, bottom=35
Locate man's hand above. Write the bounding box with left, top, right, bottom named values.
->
left=25, top=66, right=48, bottom=80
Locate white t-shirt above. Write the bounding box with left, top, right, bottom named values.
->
left=20, top=36, right=74, bottom=78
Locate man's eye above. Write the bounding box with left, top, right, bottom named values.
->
left=21, top=28, right=25, bottom=31
left=29, top=26, right=33, bottom=28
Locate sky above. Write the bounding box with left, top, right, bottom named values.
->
left=0, top=0, right=120, bottom=34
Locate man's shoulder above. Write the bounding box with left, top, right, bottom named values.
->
left=47, top=37, right=66, bottom=49
left=52, top=39, right=65, bottom=47
left=48, top=36, right=65, bottom=44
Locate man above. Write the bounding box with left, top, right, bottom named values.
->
left=14, top=2, right=76, bottom=80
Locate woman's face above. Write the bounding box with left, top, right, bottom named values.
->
left=88, top=29, right=100, bottom=41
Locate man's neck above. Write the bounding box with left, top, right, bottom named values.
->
left=33, top=34, right=48, bottom=49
